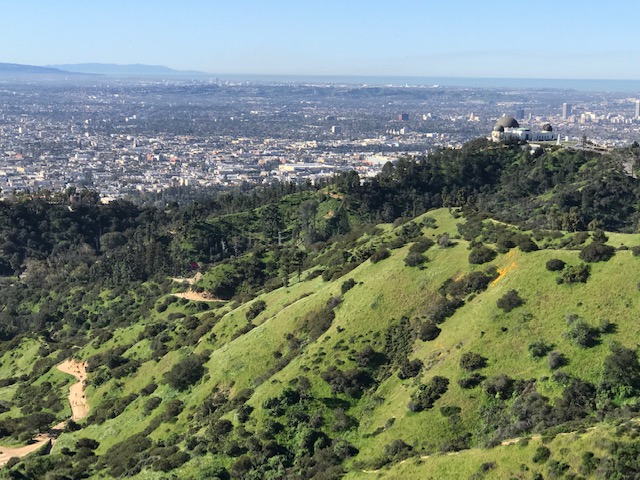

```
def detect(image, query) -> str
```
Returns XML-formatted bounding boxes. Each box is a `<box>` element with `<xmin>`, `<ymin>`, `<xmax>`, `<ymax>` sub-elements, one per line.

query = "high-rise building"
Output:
<box><xmin>398</xmin><ymin>113</ymin><xmax>409</xmax><ymax>121</ymax></box>
<box><xmin>516</xmin><ymin>108</ymin><xmax>525</xmax><ymax>120</ymax></box>
<box><xmin>635</xmin><ymin>100</ymin><xmax>640</xmax><ymax>119</ymax></box>
<box><xmin>562</xmin><ymin>103</ymin><xmax>571</xmax><ymax>120</ymax></box>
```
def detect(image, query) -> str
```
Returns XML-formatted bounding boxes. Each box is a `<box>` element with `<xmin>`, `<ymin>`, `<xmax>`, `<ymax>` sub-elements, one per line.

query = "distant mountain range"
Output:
<box><xmin>0</xmin><ymin>62</ymin><xmax>207</xmax><ymax>77</ymax></box>
<box><xmin>0</xmin><ymin>62</ymin><xmax>73</xmax><ymax>75</ymax></box>
<box><xmin>47</xmin><ymin>63</ymin><xmax>207</xmax><ymax>76</ymax></box>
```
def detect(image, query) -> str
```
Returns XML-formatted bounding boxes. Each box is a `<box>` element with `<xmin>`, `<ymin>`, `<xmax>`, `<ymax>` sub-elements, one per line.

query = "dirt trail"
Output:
<box><xmin>0</xmin><ymin>359</ymin><xmax>88</xmax><ymax>467</ymax></box>
<box><xmin>57</xmin><ymin>359</ymin><xmax>89</xmax><ymax>421</ymax></box>
<box><xmin>173</xmin><ymin>291</ymin><xmax>223</xmax><ymax>302</ymax></box>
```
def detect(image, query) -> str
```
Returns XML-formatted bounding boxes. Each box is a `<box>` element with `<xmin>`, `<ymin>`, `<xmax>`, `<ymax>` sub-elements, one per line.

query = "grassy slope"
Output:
<box><xmin>27</xmin><ymin>207</ymin><xmax>640</xmax><ymax>478</ymax></box>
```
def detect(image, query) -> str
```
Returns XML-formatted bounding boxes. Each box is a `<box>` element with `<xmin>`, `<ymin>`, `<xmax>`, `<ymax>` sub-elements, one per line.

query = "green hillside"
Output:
<box><xmin>2</xmin><ymin>143</ymin><xmax>640</xmax><ymax>478</ymax></box>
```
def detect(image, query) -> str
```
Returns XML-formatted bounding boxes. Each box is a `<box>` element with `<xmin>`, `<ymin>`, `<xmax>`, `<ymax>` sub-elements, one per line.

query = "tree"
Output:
<box><xmin>496</xmin><ymin>290</ymin><xmax>524</xmax><ymax>312</ymax></box>
<box><xmin>601</xmin><ymin>344</ymin><xmax>640</xmax><ymax>397</ymax></box>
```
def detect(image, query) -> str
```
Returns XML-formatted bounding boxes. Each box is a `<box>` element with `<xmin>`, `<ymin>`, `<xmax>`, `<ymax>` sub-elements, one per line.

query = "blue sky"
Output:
<box><xmin>2</xmin><ymin>0</ymin><xmax>640</xmax><ymax>78</ymax></box>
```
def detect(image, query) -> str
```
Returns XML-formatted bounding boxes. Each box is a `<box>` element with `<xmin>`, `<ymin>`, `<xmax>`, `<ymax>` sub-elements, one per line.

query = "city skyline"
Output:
<box><xmin>2</xmin><ymin>0</ymin><xmax>640</xmax><ymax>80</ymax></box>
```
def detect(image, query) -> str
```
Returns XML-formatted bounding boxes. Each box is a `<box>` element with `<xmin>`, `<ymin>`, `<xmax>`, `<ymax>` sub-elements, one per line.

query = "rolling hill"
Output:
<box><xmin>1</xmin><ymin>143</ymin><xmax>640</xmax><ymax>478</ymax></box>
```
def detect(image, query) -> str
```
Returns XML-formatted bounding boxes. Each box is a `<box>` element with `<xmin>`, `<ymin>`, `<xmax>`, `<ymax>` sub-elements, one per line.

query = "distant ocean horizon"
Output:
<box><xmin>213</xmin><ymin>74</ymin><xmax>640</xmax><ymax>93</ymax></box>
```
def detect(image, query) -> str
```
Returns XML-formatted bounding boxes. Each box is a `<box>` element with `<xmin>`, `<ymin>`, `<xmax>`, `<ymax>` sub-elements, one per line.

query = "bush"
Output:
<box><xmin>245</xmin><ymin>300</ymin><xmax>266</xmax><ymax>321</ymax></box>
<box><xmin>557</xmin><ymin>264</ymin><xmax>590</xmax><ymax>284</ymax></box>
<box><xmin>496</xmin><ymin>289</ymin><xmax>524</xmax><ymax>312</ymax></box>
<box><xmin>341</xmin><ymin>278</ymin><xmax>356</xmax><ymax>294</ymax></box>
<box><xmin>408</xmin><ymin>376</ymin><xmax>449</xmax><ymax>412</ymax></box>
<box><xmin>547</xmin><ymin>351</ymin><xmax>567</xmax><ymax>370</ymax></box>
<box><xmin>398</xmin><ymin>359</ymin><xmax>423</xmax><ymax>380</ymax></box>
<box><xmin>601</xmin><ymin>344</ymin><xmax>640</xmax><ymax>397</ymax></box>
<box><xmin>409</xmin><ymin>238</ymin><xmax>435</xmax><ymax>254</ymax></box>
<box><xmin>458</xmin><ymin>373</ymin><xmax>484</xmax><ymax>389</ymax></box>
<box><xmin>143</xmin><ymin>397</ymin><xmax>162</xmax><ymax>415</ymax></box>
<box><xmin>579</xmin><ymin>242</ymin><xmax>615</xmax><ymax>262</ymax></box>
<box><xmin>564</xmin><ymin>319</ymin><xmax>599</xmax><ymax>348</ymax></box>
<box><xmin>370</xmin><ymin>247</ymin><xmax>390</xmax><ymax>263</ymax></box>
<box><xmin>164</xmin><ymin>354</ymin><xmax>208</xmax><ymax>391</ymax></box>
<box><xmin>546</xmin><ymin>259</ymin><xmax>566</xmax><ymax>271</ymax></box>
<box><xmin>428</xmin><ymin>297</ymin><xmax>464</xmax><ymax>324</ymax></box>
<box><xmin>418</xmin><ymin>322</ymin><xmax>441</xmax><ymax>341</ymax></box>
<box><xmin>459</xmin><ymin>352</ymin><xmax>486</xmax><ymax>371</ymax></box>
<box><xmin>468</xmin><ymin>245</ymin><xmax>496</xmax><ymax>265</ymax></box>
<box><xmin>484</xmin><ymin>374</ymin><xmax>515</xmax><ymax>399</ymax></box>
<box><xmin>631</xmin><ymin>246</ymin><xmax>640</xmax><ymax>256</ymax></box>
<box><xmin>529</xmin><ymin>340</ymin><xmax>553</xmax><ymax>359</ymax></box>
<box><xmin>404</xmin><ymin>251</ymin><xmax>425</xmax><ymax>267</ymax></box>
<box><xmin>532</xmin><ymin>445</ymin><xmax>551</xmax><ymax>464</ymax></box>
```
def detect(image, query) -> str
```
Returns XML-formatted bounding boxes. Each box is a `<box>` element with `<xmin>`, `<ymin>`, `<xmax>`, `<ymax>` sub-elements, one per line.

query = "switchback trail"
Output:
<box><xmin>0</xmin><ymin>359</ymin><xmax>88</xmax><ymax>467</ymax></box>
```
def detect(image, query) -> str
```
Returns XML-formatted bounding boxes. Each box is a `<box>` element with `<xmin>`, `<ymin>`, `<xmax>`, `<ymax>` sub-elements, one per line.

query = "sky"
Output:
<box><xmin>2</xmin><ymin>0</ymin><xmax>640</xmax><ymax>79</ymax></box>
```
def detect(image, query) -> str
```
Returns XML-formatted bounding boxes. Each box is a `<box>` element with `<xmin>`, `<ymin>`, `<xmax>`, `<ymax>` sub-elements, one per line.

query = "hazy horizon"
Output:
<box><xmin>2</xmin><ymin>0</ymin><xmax>639</xmax><ymax>80</ymax></box>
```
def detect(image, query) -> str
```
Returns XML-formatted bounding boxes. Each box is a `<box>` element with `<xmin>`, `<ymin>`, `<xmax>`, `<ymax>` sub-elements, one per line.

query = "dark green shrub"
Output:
<box><xmin>529</xmin><ymin>340</ymin><xmax>553</xmax><ymax>359</ymax></box>
<box><xmin>631</xmin><ymin>246</ymin><xmax>640</xmax><ymax>256</ymax></box>
<box><xmin>409</xmin><ymin>238</ymin><xmax>435</xmax><ymax>254</ymax></box>
<box><xmin>497</xmin><ymin>289</ymin><xmax>524</xmax><ymax>312</ymax></box>
<box><xmin>429</xmin><ymin>297</ymin><xmax>464</xmax><ymax>324</ymax></box>
<box><xmin>458</xmin><ymin>373</ymin><xmax>484</xmax><ymax>389</ymax></box>
<box><xmin>164</xmin><ymin>354</ymin><xmax>208</xmax><ymax>391</ymax></box>
<box><xmin>600</xmin><ymin>344</ymin><xmax>640</xmax><ymax>397</ymax></box>
<box><xmin>468</xmin><ymin>245</ymin><xmax>496</xmax><ymax>265</ymax></box>
<box><xmin>579</xmin><ymin>242</ymin><xmax>615</xmax><ymax>262</ymax></box>
<box><xmin>143</xmin><ymin>397</ymin><xmax>162</xmax><ymax>415</ymax></box>
<box><xmin>418</xmin><ymin>322</ymin><xmax>441</xmax><ymax>341</ymax></box>
<box><xmin>557</xmin><ymin>264</ymin><xmax>590</xmax><ymax>284</ymax></box>
<box><xmin>459</xmin><ymin>352</ymin><xmax>487</xmax><ymax>371</ymax></box>
<box><xmin>564</xmin><ymin>319</ymin><xmax>599</xmax><ymax>348</ymax></box>
<box><xmin>370</xmin><ymin>247</ymin><xmax>390</xmax><ymax>263</ymax></box>
<box><xmin>546</xmin><ymin>259</ymin><xmax>566</xmax><ymax>271</ymax></box>
<box><xmin>398</xmin><ymin>359</ymin><xmax>423</xmax><ymax>380</ymax></box>
<box><xmin>484</xmin><ymin>374</ymin><xmax>515</xmax><ymax>399</ymax></box>
<box><xmin>341</xmin><ymin>278</ymin><xmax>356</xmax><ymax>294</ymax></box>
<box><xmin>532</xmin><ymin>445</ymin><xmax>551</xmax><ymax>464</ymax></box>
<box><xmin>547</xmin><ymin>351</ymin><xmax>567</xmax><ymax>370</ymax></box>
<box><xmin>245</xmin><ymin>300</ymin><xmax>266</xmax><ymax>321</ymax></box>
<box><xmin>404</xmin><ymin>251</ymin><xmax>425</xmax><ymax>267</ymax></box>
<box><xmin>408</xmin><ymin>376</ymin><xmax>449</xmax><ymax>412</ymax></box>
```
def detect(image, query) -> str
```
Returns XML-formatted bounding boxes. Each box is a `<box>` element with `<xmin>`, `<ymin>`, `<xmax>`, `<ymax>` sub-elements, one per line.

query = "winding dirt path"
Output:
<box><xmin>0</xmin><ymin>359</ymin><xmax>88</xmax><ymax>467</ymax></box>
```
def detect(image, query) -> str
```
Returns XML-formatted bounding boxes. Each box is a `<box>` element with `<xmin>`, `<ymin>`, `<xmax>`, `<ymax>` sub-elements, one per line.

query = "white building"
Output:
<box><xmin>491</xmin><ymin>116</ymin><xmax>557</xmax><ymax>143</ymax></box>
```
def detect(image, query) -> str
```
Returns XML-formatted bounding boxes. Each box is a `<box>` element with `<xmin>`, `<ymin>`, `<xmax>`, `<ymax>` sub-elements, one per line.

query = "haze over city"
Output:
<box><xmin>3</xmin><ymin>0</ymin><xmax>640</xmax><ymax>79</ymax></box>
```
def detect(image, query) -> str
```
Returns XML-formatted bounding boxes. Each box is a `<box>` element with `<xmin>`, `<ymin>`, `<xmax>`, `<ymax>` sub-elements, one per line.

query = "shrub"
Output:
<box><xmin>143</xmin><ymin>397</ymin><xmax>162</xmax><ymax>415</ymax></box>
<box><xmin>484</xmin><ymin>374</ymin><xmax>515</xmax><ymax>399</ymax></box>
<box><xmin>409</xmin><ymin>238</ymin><xmax>435</xmax><ymax>254</ymax></box>
<box><xmin>428</xmin><ymin>297</ymin><xmax>464</xmax><ymax>324</ymax></box>
<box><xmin>408</xmin><ymin>376</ymin><xmax>449</xmax><ymax>412</ymax></box>
<box><xmin>631</xmin><ymin>246</ymin><xmax>640</xmax><ymax>256</ymax></box>
<box><xmin>404</xmin><ymin>251</ymin><xmax>425</xmax><ymax>267</ymax></box>
<box><xmin>547</xmin><ymin>351</ymin><xmax>567</xmax><ymax>370</ymax></box>
<box><xmin>564</xmin><ymin>319</ymin><xmax>599</xmax><ymax>348</ymax></box>
<box><xmin>601</xmin><ymin>344</ymin><xmax>640</xmax><ymax>397</ymax></box>
<box><xmin>437</xmin><ymin>234</ymin><xmax>453</xmax><ymax>248</ymax></box>
<box><xmin>341</xmin><ymin>278</ymin><xmax>356</xmax><ymax>294</ymax></box>
<box><xmin>468</xmin><ymin>245</ymin><xmax>496</xmax><ymax>265</ymax></box>
<box><xmin>546</xmin><ymin>259</ymin><xmax>566</xmax><ymax>271</ymax></box>
<box><xmin>459</xmin><ymin>352</ymin><xmax>486</xmax><ymax>371</ymax></box>
<box><xmin>398</xmin><ymin>359</ymin><xmax>423</xmax><ymax>380</ymax></box>
<box><xmin>458</xmin><ymin>373</ymin><xmax>484</xmax><ymax>389</ymax></box>
<box><xmin>245</xmin><ymin>300</ymin><xmax>266</xmax><ymax>321</ymax></box>
<box><xmin>496</xmin><ymin>289</ymin><xmax>524</xmax><ymax>312</ymax></box>
<box><xmin>579</xmin><ymin>242</ymin><xmax>615</xmax><ymax>262</ymax></box>
<box><xmin>370</xmin><ymin>247</ymin><xmax>390</xmax><ymax>263</ymax></box>
<box><xmin>557</xmin><ymin>263</ymin><xmax>590</xmax><ymax>284</ymax></box>
<box><xmin>532</xmin><ymin>445</ymin><xmax>551</xmax><ymax>464</ymax></box>
<box><xmin>164</xmin><ymin>354</ymin><xmax>208</xmax><ymax>391</ymax></box>
<box><xmin>529</xmin><ymin>340</ymin><xmax>553</xmax><ymax>359</ymax></box>
<box><xmin>418</xmin><ymin>322</ymin><xmax>441</xmax><ymax>341</ymax></box>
